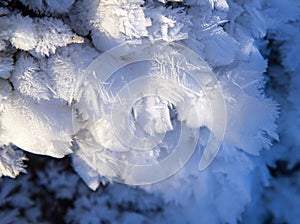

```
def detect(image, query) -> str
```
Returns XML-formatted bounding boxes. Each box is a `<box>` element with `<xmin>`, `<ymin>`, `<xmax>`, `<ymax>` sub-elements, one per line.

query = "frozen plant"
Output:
<box><xmin>0</xmin><ymin>145</ymin><xmax>26</xmax><ymax>178</ymax></box>
<box><xmin>0</xmin><ymin>0</ymin><xmax>299</xmax><ymax>223</ymax></box>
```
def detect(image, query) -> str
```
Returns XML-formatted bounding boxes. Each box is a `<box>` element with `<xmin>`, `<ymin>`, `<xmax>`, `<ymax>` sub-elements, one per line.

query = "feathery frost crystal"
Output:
<box><xmin>0</xmin><ymin>0</ymin><xmax>298</xmax><ymax>223</ymax></box>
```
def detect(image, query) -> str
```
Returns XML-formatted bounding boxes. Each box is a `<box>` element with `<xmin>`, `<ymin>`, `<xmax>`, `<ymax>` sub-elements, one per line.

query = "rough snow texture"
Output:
<box><xmin>0</xmin><ymin>0</ymin><xmax>299</xmax><ymax>223</ymax></box>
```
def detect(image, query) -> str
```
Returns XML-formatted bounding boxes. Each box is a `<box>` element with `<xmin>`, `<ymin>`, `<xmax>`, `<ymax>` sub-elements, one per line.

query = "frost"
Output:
<box><xmin>0</xmin><ymin>0</ymin><xmax>298</xmax><ymax>223</ymax></box>
<box><xmin>238</xmin><ymin>1</ymin><xmax>267</xmax><ymax>38</ymax></box>
<box><xmin>11</xmin><ymin>53</ymin><xmax>50</xmax><ymax>102</ymax></box>
<box><xmin>32</xmin><ymin>17</ymin><xmax>84</xmax><ymax>57</ymax></box>
<box><xmin>7</xmin><ymin>14</ymin><xmax>83</xmax><ymax>57</ymax></box>
<box><xmin>0</xmin><ymin>79</ymin><xmax>73</xmax><ymax>158</ymax></box>
<box><xmin>20</xmin><ymin>0</ymin><xmax>75</xmax><ymax>14</ymax></box>
<box><xmin>94</xmin><ymin>0</ymin><xmax>150</xmax><ymax>39</ymax></box>
<box><xmin>0</xmin><ymin>55</ymin><xmax>14</xmax><ymax>79</ymax></box>
<box><xmin>11</xmin><ymin>15</ymin><xmax>38</xmax><ymax>51</ymax></box>
<box><xmin>145</xmin><ymin>5</ymin><xmax>192</xmax><ymax>42</ymax></box>
<box><xmin>69</xmin><ymin>30</ymin><xmax>277</xmax><ymax>188</ymax></box>
<box><xmin>68</xmin><ymin>0</ymin><xmax>97</xmax><ymax>36</ymax></box>
<box><xmin>19</xmin><ymin>0</ymin><xmax>44</xmax><ymax>13</ymax></box>
<box><xmin>222</xmin><ymin>80</ymin><xmax>279</xmax><ymax>154</ymax></box>
<box><xmin>184</xmin><ymin>2</ymin><xmax>239</xmax><ymax>66</ymax></box>
<box><xmin>200</xmin><ymin>26</ymin><xmax>239</xmax><ymax>66</ymax></box>
<box><xmin>47</xmin><ymin>44</ymin><xmax>99</xmax><ymax>104</ymax></box>
<box><xmin>132</xmin><ymin>97</ymin><xmax>173</xmax><ymax>135</ymax></box>
<box><xmin>0</xmin><ymin>145</ymin><xmax>27</xmax><ymax>178</ymax></box>
<box><xmin>90</xmin><ymin>0</ymin><xmax>151</xmax><ymax>50</ymax></box>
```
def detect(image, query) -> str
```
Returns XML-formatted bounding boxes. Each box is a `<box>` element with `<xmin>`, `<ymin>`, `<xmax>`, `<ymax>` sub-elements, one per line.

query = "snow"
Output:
<box><xmin>0</xmin><ymin>0</ymin><xmax>299</xmax><ymax>223</ymax></box>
